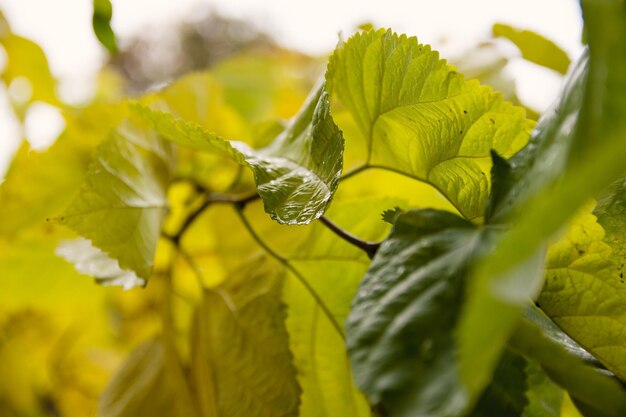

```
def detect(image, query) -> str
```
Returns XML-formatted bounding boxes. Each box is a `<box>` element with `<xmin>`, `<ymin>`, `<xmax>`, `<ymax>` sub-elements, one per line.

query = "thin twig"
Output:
<box><xmin>373</xmin><ymin>404</ymin><xmax>390</xmax><ymax>417</ymax></box>
<box><xmin>233</xmin><ymin>204</ymin><xmax>345</xmax><ymax>339</ymax></box>
<box><xmin>170</xmin><ymin>160</ymin><xmax>370</xmax><ymax>243</ymax></box>
<box><xmin>176</xmin><ymin>246</ymin><xmax>206</xmax><ymax>291</ymax></box>
<box><xmin>171</xmin><ymin>192</ymin><xmax>259</xmax><ymax>243</ymax></box>
<box><xmin>319</xmin><ymin>215</ymin><xmax>380</xmax><ymax>259</ymax></box>
<box><xmin>340</xmin><ymin>163</ymin><xmax>369</xmax><ymax>181</ymax></box>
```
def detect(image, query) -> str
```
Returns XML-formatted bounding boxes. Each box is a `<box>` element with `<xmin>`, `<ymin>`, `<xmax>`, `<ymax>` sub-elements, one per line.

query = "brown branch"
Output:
<box><xmin>169</xmin><ymin>191</ymin><xmax>259</xmax><ymax>244</ymax></box>
<box><xmin>319</xmin><ymin>216</ymin><xmax>380</xmax><ymax>259</ymax></box>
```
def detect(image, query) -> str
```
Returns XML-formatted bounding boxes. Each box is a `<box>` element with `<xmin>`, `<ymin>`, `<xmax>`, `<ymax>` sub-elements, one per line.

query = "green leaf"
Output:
<box><xmin>57</xmin><ymin>120</ymin><xmax>174</xmax><ymax>282</ymax></box>
<box><xmin>0</xmin><ymin>103</ymin><xmax>127</xmax><ymax>235</ymax></box>
<box><xmin>484</xmin><ymin>150</ymin><xmax>512</xmax><ymax>222</ymax></box>
<box><xmin>326</xmin><ymin>28</ymin><xmax>534</xmax><ymax>221</ymax></box>
<box><xmin>92</xmin><ymin>0</ymin><xmax>117</xmax><ymax>54</ymax></box>
<box><xmin>538</xmin><ymin>199</ymin><xmax>626</xmax><ymax>381</ymax></box>
<box><xmin>521</xmin><ymin>358</ymin><xmax>564</xmax><ymax>417</ymax></box>
<box><xmin>347</xmin><ymin>208</ymin><xmax>489</xmax><ymax>417</ymax></box>
<box><xmin>0</xmin><ymin>33</ymin><xmax>59</xmax><ymax>108</ymax></box>
<box><xmin>283</xmin><ymin>197</ymin><xmax>399</xmax><ymax>417</ymax></box>
<box><xmin>55</xmin><ymin>238</ymin><xmax>144</xmax><ymax>289</ymax></box>
<box><xmin>0</xmin><ymin>235</ymin><xmax>107</xmax><ymax>312</ymax></box>
<box><xmin>190</xmin><ymin>259</ymin><xmax>301</xmax><ymax>417</ymax></box>
<box><xmin>211</xmin><ymin>51</ymin><xmax>321</xmax><ymax>123</ymax></box>
<box><xmin>283</xmin><ymin>275</ymin><xmax>371</xmax><ymax>417</ymax></box>
<box><xmin>509</xmin><ymin>307</ymin><xmax>626</xmax><ymax>417</ymax></box>
<box><xmin>573</xmin><ymin>0</ymin><xmax>626</xmax><ymax>164</ymax></box>
<box><xmin>470</xmin><ymin>349</ymin><xmax>562</xmax><ymax>417</ymax></box>
<box><xmin>179</xmin><ymin>195</ymin><xmax>385</xmax><ymax>417</ymax></box>
<box><xmin>449</xmin><ymin>41</ymin><xmax>518</xmax><ymax>106</ymax></box>
<box><xmin>487</xmin><ymin>52</ymin><xmax>588</xmax><ymax>221</ymax></box>
<box><xmin>154</xmin><ymin>72</ymin><xmax>249</xmax><ymax>139</ymax></box>
<box><xmin>134</xmin><ymin>82</ymin><xmax>344</xmax><ymax>225</ymax></box>
<box><xmin>381</xmin><ymin>206</ymin><xmax>404</xmax><ymax>224</ymax></box>
<box><xmin>0</xmin><ymin>141</ymin><xmax>87</xmax><ymax>235</ymax></box>
<box><xmin>230</xmin><ymin>197</ymin><xmax>392</xmax><ymax>417</ymax></box>
<box><xmin>458</xmin><ymin>0</ymin><xmax>626</xmax><ymax>397</ymax></box>
<box><xmin>455</xmin><ymin>55</ymin><xmax>590</xmax><ymax>389</ymax></box>
<box><xmin>492</xmin><ymin>23</ymin><xmax>571</xmax><ymax>75</ymax></box>
<box><xmin>99</xmin><ymin>338</ymin><xmax>196</xmax><ymax>417</ymax></box>
<box><xmin>595</xmin><ymin>176</ymin><xmax>626</xmax><ymax>273</ymax></box>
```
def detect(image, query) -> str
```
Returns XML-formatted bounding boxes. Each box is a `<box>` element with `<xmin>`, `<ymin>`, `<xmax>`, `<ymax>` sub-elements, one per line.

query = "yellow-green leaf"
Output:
<box><xmin>595</xmin><ymin>177</ymin><xmax>626</xmax><ymax>277</ymax></box>
<box><xmin>134</xmin><ymin>82</ymin><xmax>344</xmax><ymax>225</ymax></box>
<box><xmin>99</xmin><ymin>338</ymin><xmax>196</xmax><ymax>417</ymax></box>
<box><xmin>211</xmin><ymin>51</ymin><xmax>321</xmax><ymax>123</ymax></box>
<box><xmin>492</xmin><ymin>23</ymin><xmax>571</xmax><ymax>75</ymax></box>
<box><xmin>326</xmin><ymin>28</ymin><xmax>534</xmax><ymax>221</ymax></box>
<box><xmin>56</xmin><ymin>238</ymin><xmax>144</xmax><ymax>289</ymax></box>
<box><xmin>0</xmin><ymin>33</ymin><xmax>59</xmax><ymax>108</ymax></box>
<box><xmin>0</xmin><ymin>103</ymin><xmax>127</xmax><ymax>236</ymax></box>
<box><xmin>458</xmin><ymin>0</ymin><xmax>626</xmax><ymax>396</ymax></box>
<box><xmin>283</xmin><ymin>275</ymin><xmax>371</xmax><ymax>417</ymax></box>
<box><xmin>510</xmin><ymin>307</ymin><xmax>626</xmax><ymax>417</ymax></box>
<box><xmin>57</xmin><ymin>120</ymin><xmax>174</xmax><ymax>282</ymax></box>
<box><xmin>539</xmin><ymin>203</ymin><xmax>626</xmax><ymax>381</ymax></box>
<box><xmin>190</xmin><ymin>259</ymin><xmax>301</xmax><ymax>417</ymax></box>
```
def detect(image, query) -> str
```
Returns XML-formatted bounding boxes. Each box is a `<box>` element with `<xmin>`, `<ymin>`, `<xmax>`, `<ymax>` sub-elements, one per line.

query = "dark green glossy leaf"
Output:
<box><xmin>487</xmin><ymin>51</ymin><xmax>588</xmax><ymax>220</ymax></box>
<box><xmin>459</xmin><ymin>0</ymin><xmax>626</xmax><ymax>395</ymax></box>
<box><xmin>509</xmin><ymin>307</ymin><xmax>626</xmax><ymax>417</ymax></box>
<box><xmin>595</xmin><ymin>176</ymin><xmax>626</xmax><ymax>272</ymax></box>
<box><xmin>57</xmin><ymin>120</ymin><xmax>174</xmax><ymax>283</ymax></box>
<box><xmin>456</xmin><ymin>53</ymin><xmax>589</xmax><ymax>397</ymax></box>
<box><xmin>470</xmin><ymin>349</ymin><xmax>562</xmax><ymax>417</ymax></box>
<box><xmin>381</xmin><ymin>206</ymin><xmax>404</xmax><ymax>225</ymax></box>
<box><xmin>347</xmin><ymin>208</ymin><xmax>489</xmax><ymax>417</ymax></box>
<box><xmin>484</xmin><ymin>150</ymin><xmax>512</xmax><ymax>222</ymax></box>
<box><xmin>575</xmin><ymin>0</ymin><xmax>626</xmax><ymax>163</ymax></box>
<box><xmin>134</xmin><ymin>83</ymin><xmax>344</xmax><ymax>225</ymax></box>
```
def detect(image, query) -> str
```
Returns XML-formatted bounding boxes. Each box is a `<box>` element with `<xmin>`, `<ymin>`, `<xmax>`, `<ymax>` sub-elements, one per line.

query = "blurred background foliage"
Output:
<box><xmin>0</xmin><ymin>5</ymin><xmax>579</xmax><ymax>417</ymax></box>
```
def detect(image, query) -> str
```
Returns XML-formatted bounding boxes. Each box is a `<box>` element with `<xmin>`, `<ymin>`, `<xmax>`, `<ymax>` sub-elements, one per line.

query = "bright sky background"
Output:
<box><xmin>0</xmin><ymin>0</ymin><xmax>584</xmax><ymax>175</ymax></box>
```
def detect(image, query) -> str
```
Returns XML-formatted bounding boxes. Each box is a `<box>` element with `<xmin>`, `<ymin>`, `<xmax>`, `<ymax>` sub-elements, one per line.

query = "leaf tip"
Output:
<box><xmin>381</xmin><ymin>207</ymin><xmax>405</xmax><ymax>224</ymax></box>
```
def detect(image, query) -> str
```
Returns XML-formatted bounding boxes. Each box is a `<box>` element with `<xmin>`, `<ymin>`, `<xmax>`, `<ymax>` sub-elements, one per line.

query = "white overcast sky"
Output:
<box><xmin>0</xmin><ymin>0</ymin><xmax>584</xmax><ymax>174</ymax></box>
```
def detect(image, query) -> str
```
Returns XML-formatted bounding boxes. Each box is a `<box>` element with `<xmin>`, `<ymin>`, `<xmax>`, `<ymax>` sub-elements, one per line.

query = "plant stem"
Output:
<box><xmin>319</xmin><ymin>215</ymin><xmax>380</xmax><ymax>259</ymax></box>
<box><xmin>233</xmin><ymin>204</ymin><xmax>345</xmax><ymax>339</ymax></box>
<box><xmin>340</xmin><ymin>163</ymin><xmax>369</xmax><ymax>181</ymax></box>
<box><xmin>374</xmin><ymin>404</ymin><xmax>390</xmax><ymax>417</ymax></box>
<box><xmin>171</xmin><ymin>191</ymin><xmax>259</xmax><ymax>243</ymax></box>
<box><xmin>176</xmin><ymin>245</ymin><xmax>207</xmax><ymax>291</ymax></box>
<box><xmin>170</xmin><ymin>160</ymin><xmax>373</xmax><ymax>245</ymax></box>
